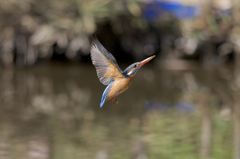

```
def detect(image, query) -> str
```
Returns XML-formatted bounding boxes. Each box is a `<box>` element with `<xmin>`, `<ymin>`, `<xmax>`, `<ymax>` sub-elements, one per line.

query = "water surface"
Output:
<box><xmin>0</xmin><ymin>63</ymin><xmax>236</xmax><ymax>159</ymax></box>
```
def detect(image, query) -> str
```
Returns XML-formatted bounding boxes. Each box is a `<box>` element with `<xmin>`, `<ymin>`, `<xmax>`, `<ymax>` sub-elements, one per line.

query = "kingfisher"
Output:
<box><xmin>90</xmin><ymin>36</ymin><xmax>155</xmax><ymax>107</ymax></box>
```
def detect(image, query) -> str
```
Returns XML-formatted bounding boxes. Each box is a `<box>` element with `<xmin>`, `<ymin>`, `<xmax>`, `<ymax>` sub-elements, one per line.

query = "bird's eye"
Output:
<box><xmin>134</xmin><ymin>64</ymin><xmax>137</xmax><ymax>68</ymax></box>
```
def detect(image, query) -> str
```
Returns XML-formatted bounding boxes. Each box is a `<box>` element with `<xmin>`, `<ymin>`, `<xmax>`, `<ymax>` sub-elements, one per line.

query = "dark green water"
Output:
<box><xmin>0</xmin><ymin>63</ymin><xmax>237</xmax><ymax>159</ymax></box>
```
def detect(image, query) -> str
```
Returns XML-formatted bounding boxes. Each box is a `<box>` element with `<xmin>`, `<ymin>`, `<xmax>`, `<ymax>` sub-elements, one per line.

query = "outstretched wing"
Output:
<box><xmin>90</xmin><ymin>37</ymin><xmax>124</xmax><ymax>85</ymax></box>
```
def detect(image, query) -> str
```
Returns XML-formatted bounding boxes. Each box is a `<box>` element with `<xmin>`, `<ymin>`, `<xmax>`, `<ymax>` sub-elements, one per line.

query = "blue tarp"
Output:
<box><xmin>143</xmin><ymin>1</ymin><xmax>200</xmax><ymax>20</ymax></box>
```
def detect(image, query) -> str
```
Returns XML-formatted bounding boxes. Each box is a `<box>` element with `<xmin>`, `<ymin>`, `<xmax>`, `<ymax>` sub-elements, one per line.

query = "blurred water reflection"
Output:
<box><xmin>0</xmin><ymin>63</ymin><xmax>237</xmax><ymax>159</ymax></box>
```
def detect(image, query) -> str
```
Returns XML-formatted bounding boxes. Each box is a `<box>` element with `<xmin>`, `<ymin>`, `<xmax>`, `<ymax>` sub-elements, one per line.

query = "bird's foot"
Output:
<box><xmin>112</xmin><ymin>97</ymin><xmax>118</xmax><ymax>104</ymax></box>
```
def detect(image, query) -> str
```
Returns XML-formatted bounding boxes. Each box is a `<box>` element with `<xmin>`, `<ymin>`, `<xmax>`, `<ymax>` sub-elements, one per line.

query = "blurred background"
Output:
<box><xmin>0</xmin><ymin>0</ymin><xmax>239</xmax><ymax>158</ymax></box>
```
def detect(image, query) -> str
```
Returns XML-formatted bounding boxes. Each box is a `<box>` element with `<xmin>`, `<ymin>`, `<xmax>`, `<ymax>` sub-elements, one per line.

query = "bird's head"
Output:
<box><xmin>124</xmin><ymin>55</ymin><xmax>155</xmax><ymax>77</ymax></box>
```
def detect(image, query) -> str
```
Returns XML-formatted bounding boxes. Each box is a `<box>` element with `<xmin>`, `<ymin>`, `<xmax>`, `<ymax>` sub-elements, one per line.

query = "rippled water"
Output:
<box><xmin>0</xmin><ymin>63</ymin><xmax>238</xmax><ymax>159</ymax></box>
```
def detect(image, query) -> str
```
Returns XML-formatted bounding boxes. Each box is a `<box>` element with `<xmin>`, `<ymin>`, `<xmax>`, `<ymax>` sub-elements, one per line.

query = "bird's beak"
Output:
<box><xmin>138</xmin><ymin>55</ymin><xmax>156</xmax><ymax>67</ymax></box>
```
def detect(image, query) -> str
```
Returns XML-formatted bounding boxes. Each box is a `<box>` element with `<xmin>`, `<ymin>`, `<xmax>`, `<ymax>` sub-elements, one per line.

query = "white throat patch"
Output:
<box><xmin>127</xmin><ymin>71</ymin><xmax>132</xmax><ymax>75</ymax></box>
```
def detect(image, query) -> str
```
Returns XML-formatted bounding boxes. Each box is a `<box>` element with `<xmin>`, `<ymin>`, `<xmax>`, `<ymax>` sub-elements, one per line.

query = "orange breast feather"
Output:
<box><xmin>106</xmin><ymin>78</ymin><xmax>131</xmax><ymax>101</ymax></box>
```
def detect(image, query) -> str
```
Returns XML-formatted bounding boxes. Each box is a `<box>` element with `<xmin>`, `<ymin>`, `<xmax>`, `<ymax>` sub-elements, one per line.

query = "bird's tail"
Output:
<box><xmin>100</xmin><ymin>82</ymin><xmax>113</xmax><ymax>107</ymax></box>
<box><xmin>100</xmin><ymin>98</ymin><xmax>106</xmax><ymax>108</ymax></box>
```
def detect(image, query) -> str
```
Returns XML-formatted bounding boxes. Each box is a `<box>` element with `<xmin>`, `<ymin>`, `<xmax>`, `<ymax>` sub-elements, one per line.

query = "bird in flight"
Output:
<box><xmin>90</xmin><ymin>36</ymin><xmax>155</xmax><ymax>107</ymax></box>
